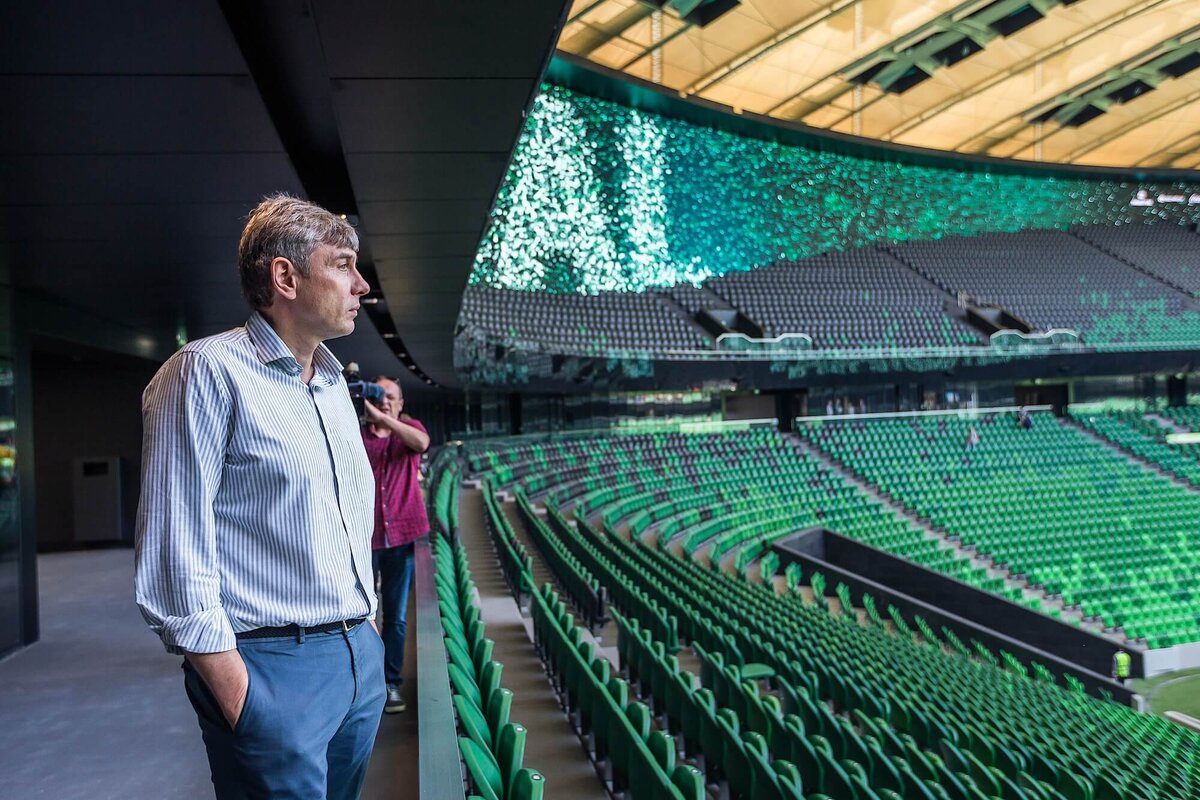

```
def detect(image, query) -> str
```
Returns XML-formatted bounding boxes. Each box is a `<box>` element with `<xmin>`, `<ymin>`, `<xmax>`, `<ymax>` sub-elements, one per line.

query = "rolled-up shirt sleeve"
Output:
<box><xmin>134</xmin><ymin>351</ymin><xmax>235</xmax><ymax>655</ymax></box>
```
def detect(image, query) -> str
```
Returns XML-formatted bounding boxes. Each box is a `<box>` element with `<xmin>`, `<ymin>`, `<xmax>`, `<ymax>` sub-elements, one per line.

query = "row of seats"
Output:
<box><xmin>433</xmin><ymin>530</ymin><xmax>545</xmax><ymax>800</ymax></box>
<box><xmin>513</xmin><ymin>490</ymin><xmax>607</xmax><ymax>631</ymax></box>
<box><xmin>476</xmin><ymin>463</ymin><xmax>1200</xmax><ymax>800</ymax></box>
<box><xmin>430</xmin><ymin>446</ymin><xmax>462</xmax><ymax>537</ymax></box>
<box><xmin>796</xmin><ymin>413</ymin><xmax>1200</xmax><ymax>647</ymax></box>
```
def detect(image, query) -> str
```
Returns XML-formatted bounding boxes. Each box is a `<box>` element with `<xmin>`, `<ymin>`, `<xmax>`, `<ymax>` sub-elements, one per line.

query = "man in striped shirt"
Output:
<box><xmin>135</xmin><ymin>194</ymin><xmax>385</xmax><ymax>799</ymax></box>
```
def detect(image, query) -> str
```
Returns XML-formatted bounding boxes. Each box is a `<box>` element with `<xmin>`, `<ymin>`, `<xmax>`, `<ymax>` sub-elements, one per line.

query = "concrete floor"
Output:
<box><xmin>0</xmin><ymin>548</ymin><xmax>416</xmax><ymax>800</ymax></box>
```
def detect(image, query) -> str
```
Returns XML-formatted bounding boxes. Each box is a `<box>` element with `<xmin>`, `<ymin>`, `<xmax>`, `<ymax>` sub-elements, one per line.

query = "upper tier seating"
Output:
<box><xmin>459</xmin><ymin>285</ymin><xmax>708</xmax><ymax>353</ymax></box>
<box><xmin>1074</xmin><ymin>224</ymin><xmax>1200</xmax><ymax>297</ymax></box>
<box><xmin>459</xmin><ymin>227</ymin><xmax>1200</xmax><ymax>359</ymax></box>
<box><xmin>798</xmin><ymin>413</ymin><xmax>1200</xmax><ymax>647</ymax></box>
<box><xmin>706</xmin><ymin>248</ymin><xmax>981</xmax><ymax>348</ymax></box>
<box><xmin>888</xmin><ymin>230</ymin><xmax>1199</xmax><ymax>343</ymax></box>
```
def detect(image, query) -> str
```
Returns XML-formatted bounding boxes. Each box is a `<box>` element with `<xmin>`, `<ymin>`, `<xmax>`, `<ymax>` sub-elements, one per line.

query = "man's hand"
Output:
<box><xmin>186</xmin><ymin>649</ymin><xmax>250</xmax><ymax>730</ymax></box>
<box><xmin>362</xmin><ymin>399</ymin><xmax>387</xmax><ymax>425</ymax></box>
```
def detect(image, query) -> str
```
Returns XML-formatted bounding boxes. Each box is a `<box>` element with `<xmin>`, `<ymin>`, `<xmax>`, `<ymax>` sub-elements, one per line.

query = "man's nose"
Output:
<box><xmin>350</xmin><ymin>266</ymin><xmax>370</xmax><ymax>296</ymax></box>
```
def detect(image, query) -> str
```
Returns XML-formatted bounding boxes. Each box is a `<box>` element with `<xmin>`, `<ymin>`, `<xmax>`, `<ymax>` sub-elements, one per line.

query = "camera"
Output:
<box><xmin>343</xmin><ymin>362</ymin><xmax>386</xmax><ymax>419</ymax></box>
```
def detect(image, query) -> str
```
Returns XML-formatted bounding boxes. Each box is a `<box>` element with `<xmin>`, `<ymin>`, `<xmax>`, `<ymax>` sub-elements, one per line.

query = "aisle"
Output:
<box><xmin>457</xmin><ymin>488</ymin><xmax>609</xmax><ymax>799</ymax></box>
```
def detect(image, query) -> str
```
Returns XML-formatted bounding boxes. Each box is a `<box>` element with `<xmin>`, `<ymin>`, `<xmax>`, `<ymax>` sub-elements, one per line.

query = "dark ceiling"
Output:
<box><xmin>0</xmin><ymin>0</ymin><xmax>569</xmax><ymax>390</ymax></box>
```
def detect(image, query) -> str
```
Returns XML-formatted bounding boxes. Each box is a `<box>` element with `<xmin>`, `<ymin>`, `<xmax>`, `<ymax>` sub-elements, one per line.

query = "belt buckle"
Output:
<box><xmin>341</xmin><ymin>619</ymin><xmax>350</xmax><ymax>633</ymax></box>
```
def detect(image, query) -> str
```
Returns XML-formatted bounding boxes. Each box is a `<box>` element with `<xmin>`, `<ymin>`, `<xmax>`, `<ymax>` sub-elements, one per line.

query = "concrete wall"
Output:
<box><xmin>1143</xmin><ymin>641</ymin><xmax>1200</xmax><ymax>677</ymax></box>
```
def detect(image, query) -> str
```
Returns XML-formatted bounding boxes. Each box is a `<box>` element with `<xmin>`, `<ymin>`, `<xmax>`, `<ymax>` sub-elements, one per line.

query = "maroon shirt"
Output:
<box><xmin>361</xmin><ymin>418</ymin><xmax>428</xmax><ymax>549</ymax></box>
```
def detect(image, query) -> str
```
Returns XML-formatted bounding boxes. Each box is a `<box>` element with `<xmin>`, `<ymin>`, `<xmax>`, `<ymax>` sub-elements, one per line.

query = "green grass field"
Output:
<box><xmin>1131</xmin><ymin>667</ymin><xmax>1200</xmax><ymax>719</ymax></box>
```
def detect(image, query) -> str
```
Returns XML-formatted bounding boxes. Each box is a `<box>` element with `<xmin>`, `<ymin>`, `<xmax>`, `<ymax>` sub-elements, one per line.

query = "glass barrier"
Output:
<box><xmin>990</xmin><ymin>329</ymin><xmax>1082</xmax><ymax>349</ymax></box>
<box><xmin>715</xmin><ymin>332</ymin><xmax>813</xmax><ymax>352</ymax></box>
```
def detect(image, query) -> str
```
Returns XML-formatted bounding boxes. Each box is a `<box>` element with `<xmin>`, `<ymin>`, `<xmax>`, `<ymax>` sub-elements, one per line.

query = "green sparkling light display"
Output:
<box><xmin>472</xmin><ymin>85</ymin><xmax>1200</xmax><ymax>294</ymax></box>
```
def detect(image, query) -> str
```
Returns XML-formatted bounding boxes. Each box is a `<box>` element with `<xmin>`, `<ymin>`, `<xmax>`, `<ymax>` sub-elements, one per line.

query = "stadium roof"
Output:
<box><xmin>558</xmin><ymin>0</ymin><xmax>1200</xmax><ymax>169</ymax></box>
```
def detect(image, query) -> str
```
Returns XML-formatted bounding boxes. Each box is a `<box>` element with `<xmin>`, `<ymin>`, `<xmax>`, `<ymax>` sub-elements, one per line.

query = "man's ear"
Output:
<box><xmin>271</xmin><ymin>256</ymin><xmax>300</xmax><ymax>301</ymax></box>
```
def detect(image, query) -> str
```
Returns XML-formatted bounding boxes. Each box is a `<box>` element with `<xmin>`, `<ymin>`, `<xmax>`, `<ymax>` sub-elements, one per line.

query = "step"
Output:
<box><xmin>457</xmin><ymin>489</ymin><xmax>610</xmax><ymax>800</ymax></box>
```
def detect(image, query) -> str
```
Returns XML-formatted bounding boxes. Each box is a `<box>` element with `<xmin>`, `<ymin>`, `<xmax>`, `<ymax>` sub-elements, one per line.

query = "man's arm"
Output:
<box><xmin>186</xmin><ymin>650</ymin><xmax>249</xmax><ymax>728</ymax></box>
<box><xmin>135</xmin><ymin>351</ymin><xmax>248</xmax><ymax>727</ymax></box>
<box><xmin>364</xmin><ymin>404</ymin><xmax>430</xmax><ymax>452</ymax></box>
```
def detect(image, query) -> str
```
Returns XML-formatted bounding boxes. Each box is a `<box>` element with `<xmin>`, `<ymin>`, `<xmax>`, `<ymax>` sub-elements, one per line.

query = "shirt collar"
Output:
<box><xmin>245</xmin><ymin>311</ymin><xmax>344</xmax><ymax>386</ymax></box>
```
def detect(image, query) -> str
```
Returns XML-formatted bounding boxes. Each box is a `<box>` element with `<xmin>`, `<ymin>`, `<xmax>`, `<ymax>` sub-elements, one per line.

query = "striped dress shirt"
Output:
<box><xmin>135</xmin><ymin>312</ymin><xmax>376</xmax><ymax>655</ymax></box>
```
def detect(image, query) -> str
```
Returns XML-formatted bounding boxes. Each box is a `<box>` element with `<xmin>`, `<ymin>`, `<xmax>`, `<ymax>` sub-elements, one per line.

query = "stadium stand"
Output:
<box><xmin>706</xmin><ymin>248</ymin><xmax>982</xmax><ymax>348</ymax></box>
<box><xmin>459</xmin><ymin>285</ymin><xmax>709</xmax><ymax>353</ymax></box>
<box><xmin>460</xmin><ymin>226</ymin><xmax>1200</xmax><ymax>364</ymax></box>
<box><xmin>473</xmin><ymin>430</ymin><xmax>1006</xmax><ymax>594</ymax></box>
<box><xmin>887</xmin><ymin>230</ymin><xmax>1200</xmax><ymax>344</ymax></box>
<box><xmin>434</xmin><ymin>530</ymin><xmax>547</xmax><ymax>800</ymax></box>
<box><xmin>1073</xmin><ymin>225</ymin><xmax>1200</xmax><ymax>297</ymax></box>
<box><xmin>1069</xmin><ymin>411</ymin><xmax>1200</xmax><ymax>486</ymax></box>
<box><xmin>797</xmin><ymin>413</ymin><xmax>1200</xmax><ymax>648</ymax></box>
<box><xmin>468</xmin><ymin>443</ymin><xmax>1200</xmax><ymax>800</ymax></box>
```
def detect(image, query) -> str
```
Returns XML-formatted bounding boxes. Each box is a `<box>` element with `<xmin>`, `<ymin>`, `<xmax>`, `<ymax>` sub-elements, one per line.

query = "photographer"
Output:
<box><xmin>361</xmin><ymin>376</ymin><xmax>430</xmax><ymax>714</ymax></box>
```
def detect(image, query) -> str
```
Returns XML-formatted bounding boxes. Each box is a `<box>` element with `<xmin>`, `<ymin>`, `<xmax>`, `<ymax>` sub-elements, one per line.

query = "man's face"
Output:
<box><xmin>374</xmin><ymin>378</ymin><xmax>402</xmax><ymax>420</ymax></box>
<box><xmin>293</xmin><ymin>242</ymin><xmax>369</xmax><ymax>341</ymax></box>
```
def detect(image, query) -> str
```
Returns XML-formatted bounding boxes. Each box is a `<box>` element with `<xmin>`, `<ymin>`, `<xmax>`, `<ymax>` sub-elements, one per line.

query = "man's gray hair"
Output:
<box><xmin>238</xmin><ymin>193</ymin><xmax>360</xmax><ymax>309</ymax></box>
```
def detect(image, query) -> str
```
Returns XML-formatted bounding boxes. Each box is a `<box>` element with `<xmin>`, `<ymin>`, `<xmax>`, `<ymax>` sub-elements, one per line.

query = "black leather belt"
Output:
<box><xmin>235</xmin><ymin>618</ymin><xmax>367</xmax><ymax>640</ymax></box>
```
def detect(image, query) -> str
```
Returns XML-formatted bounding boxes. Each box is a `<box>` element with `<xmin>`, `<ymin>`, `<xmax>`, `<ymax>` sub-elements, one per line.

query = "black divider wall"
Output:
<box><xmin>773</xmin><ymin>530</ymin><xmax>1136</xmax><ymax>703</ymax></box>
<box><xmin>413</xmin><ymin>538</ymin><xmax>467</xmax><ymax>799</ymax></box>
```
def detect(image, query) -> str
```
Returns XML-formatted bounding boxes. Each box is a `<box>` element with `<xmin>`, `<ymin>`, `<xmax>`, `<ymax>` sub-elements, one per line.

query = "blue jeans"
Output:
<box><xmin>373</xmin><ymin>543</ymin><xmax>415</xmax><ymax>686</ymax></box>
<box><xmin>183</xmin><ymin>621</ymin><xmax>385</xmax><ymax>799</ymax></box>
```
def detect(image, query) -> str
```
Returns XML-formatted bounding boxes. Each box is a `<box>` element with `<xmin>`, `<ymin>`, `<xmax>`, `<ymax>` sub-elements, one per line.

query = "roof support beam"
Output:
<box><xmin>765</xmin><ymin>0</ymin><xmax>992</xmax><ymax>121</ymax></box>
<box><xmin>956</xmin><ymin>22</ymin><xmax>1200</xmax><ymax>153</ymax></box>
<box><xmin>682</xmin><ymin>0</ymin><xmax>860</xmax><ymax>96</ymax></box>
<box><xmin>1063</xmin><ymin>84</ymin><xmax>1200</xmax><ymax>162</ymax></box>
<box><xmin>880</xmin><ymin>0</ymin><xmax>1171</xmax><ymax>142</ymax></box>
<box><xmin>618</xmin><ymin>22</ymin><xmax>693</xmax><ymax>70</ymax></box>
<box><xmin>560</xmin><ymin>3</ymin><xmax>654</xmax><ymax>58</ymax></box>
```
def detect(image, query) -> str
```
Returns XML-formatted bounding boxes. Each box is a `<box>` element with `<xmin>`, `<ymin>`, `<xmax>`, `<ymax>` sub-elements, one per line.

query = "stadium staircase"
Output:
<box><xmin>1147</xmin><ymin>413</ymin><xmax>1190</xmax><ymax>435</ymax></box>
<box><xmin>881</xmin><ymin>244</ymin><xmax>1033</xmax><ymax>339</ymax></box>
<box><xmin>453</xmin><ymin>488</ymin><xmax>610</xmax><ymax>800</ymax></box>
<box><xmin>653</xmin><ymin>288</ymin><xmax>723</xmax><ymax>347</ymax></box>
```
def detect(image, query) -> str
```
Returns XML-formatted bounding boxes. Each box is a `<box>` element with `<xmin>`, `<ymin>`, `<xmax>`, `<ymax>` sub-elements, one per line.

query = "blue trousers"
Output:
<box><xmin>183</xmin><ymin>621</ymin><xmax>385</xmax><ymax>800</ymax></box>
<box><xmin>372</xmin><ymin>543</ymin><xmax>415</xmax><ymax>686</ymax></box>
